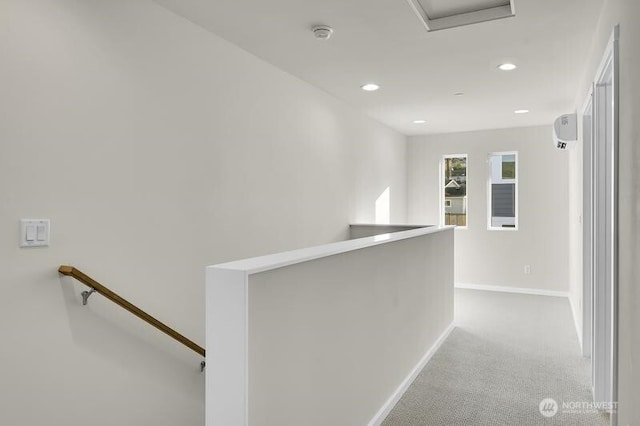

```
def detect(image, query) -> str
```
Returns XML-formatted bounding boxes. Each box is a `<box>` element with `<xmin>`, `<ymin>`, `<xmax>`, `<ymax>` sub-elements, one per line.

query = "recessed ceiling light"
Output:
<box><xmin>413</xmin><ymin>120</ymin><xmax>426</xmax><ymax>124</ymax></box>
<box><xmin>361</xmin><ymin>83</ymin><xmax>380</xmax><ymax>91</ymax></box>
<box><xmin>514</xmin><ymin>109</ymin><xmax>529</xmax><ymax>114</ymax></box>
<box><xmin>498</xmin><ymin>63</ymin><xmax>517</xmax><ymax>71</ymax></box>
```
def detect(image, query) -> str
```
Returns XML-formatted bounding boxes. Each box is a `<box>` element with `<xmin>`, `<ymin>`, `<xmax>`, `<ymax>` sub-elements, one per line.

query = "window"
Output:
<box><xmin>488</xmin><ymin>152</ymin><xmax>518</xmax><ymax>230</ymax></box>
<box><xmin>442</xmin><ymin>154</ymin><xmax>467</xmax><ymax>228</ymax></box>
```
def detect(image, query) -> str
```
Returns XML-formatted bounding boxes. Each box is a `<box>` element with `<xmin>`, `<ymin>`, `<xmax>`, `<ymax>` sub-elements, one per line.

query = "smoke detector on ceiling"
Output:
<box><xmin>312</xmin><ymin>25</ymin><xmax>334</xmax><ymax>40</ymax></box>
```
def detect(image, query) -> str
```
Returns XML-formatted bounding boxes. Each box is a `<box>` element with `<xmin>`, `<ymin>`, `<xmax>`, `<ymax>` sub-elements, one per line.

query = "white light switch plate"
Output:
<box><xmin>20</xmin><ymin>219</ymin><xmax>50</xmax><ymax>247</ymax></box>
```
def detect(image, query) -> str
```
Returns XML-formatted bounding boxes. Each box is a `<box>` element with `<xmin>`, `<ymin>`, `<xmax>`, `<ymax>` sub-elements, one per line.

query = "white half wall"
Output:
<box><xmin>207</xmin><ymin>227</ymin><xmax>454</xmax><ymax>426</ymax></box>
<box><xmin>0</xmin><ymin>1</ymin><xmax>406</xmax><ymax>425</ymax></box>
<box><xmin>407</xmin><ymin>126</ymin><xmax>570</xmax><ymax>292</ymax></box>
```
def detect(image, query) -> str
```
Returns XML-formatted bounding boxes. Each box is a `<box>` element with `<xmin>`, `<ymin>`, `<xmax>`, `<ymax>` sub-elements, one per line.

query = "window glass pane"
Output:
<box><xmin>443</xmin><ymin>155</ymin><xmax>467</xmax><ymax>227</ymax></box>
<box><xmin>489</xmin><ymin>152</ymin><xmax>517</xmax><ymax>229</ymax></box>
<box><xmin>501</xmin><ymin>154</ymin><xmax>516</xmax><ymax>179</ymax></box>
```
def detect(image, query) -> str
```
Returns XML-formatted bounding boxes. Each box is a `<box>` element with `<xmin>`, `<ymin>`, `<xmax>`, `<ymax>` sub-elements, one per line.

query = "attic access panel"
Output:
<box><xmin>407</xmin><ymin>0</ymin><xmax>515</xmax><ymax>32</ymax></box>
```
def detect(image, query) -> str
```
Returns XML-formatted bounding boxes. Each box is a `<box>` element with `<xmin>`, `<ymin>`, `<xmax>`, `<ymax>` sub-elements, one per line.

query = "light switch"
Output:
<box><xmin>36</xmin><ymin>224</ymin><xmax>46</xmax><ymax>241</ymax></box>
<box><xmin>26</xmin><ymin>225</ymin><xmax>36</xmax><ymax>241</ymax></box>
<box><xmin>20</xmin><ymin>219</ymin><xmax>50</xmax><ymax>247</ymax></box>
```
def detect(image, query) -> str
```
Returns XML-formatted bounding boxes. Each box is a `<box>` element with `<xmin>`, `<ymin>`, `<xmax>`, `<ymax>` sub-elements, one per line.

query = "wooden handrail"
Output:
<box><xmin>58</xmin><ymin>265</ymin><xmax>205</xmax><ymax>358</ymax></box>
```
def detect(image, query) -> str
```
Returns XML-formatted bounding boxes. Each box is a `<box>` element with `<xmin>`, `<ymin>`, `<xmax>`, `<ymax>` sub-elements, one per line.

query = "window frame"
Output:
<box><xmin>440</xmin><ymin>153</ymin><xmax>468</xmax><ymax>229</ymax></box>
<box><xmin>487</xmin><ymin>151</ymin><xmax>519</xmax><ymax>231</ymax></box>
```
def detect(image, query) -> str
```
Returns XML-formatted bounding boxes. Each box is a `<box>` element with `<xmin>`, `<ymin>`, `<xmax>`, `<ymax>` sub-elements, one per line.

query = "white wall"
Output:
<box><xmin>408</xmin><ymin>126</ymin><xmax>570</xmax><ymax>292</ymax></box>
<box><xmin>568</xmin><ymin>0</ymin><xmax>640</xmax><ymax>423</ymax></box>
<box><xmin>0</xmin><ymin>1</ymin><xmax>407</xmax><ymax>424</ymax></box>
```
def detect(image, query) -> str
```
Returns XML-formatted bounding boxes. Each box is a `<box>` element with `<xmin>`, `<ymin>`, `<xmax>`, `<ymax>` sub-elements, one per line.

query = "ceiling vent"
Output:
<box><xmin>406</xmin><ymin>0</ymin><xmax>515</xmax><ymax>32</ymax></box>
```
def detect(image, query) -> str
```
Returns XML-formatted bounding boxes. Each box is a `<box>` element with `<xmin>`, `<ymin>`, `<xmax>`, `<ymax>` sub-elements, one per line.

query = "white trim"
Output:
<box><xmin>455</xmin><ymin>283</ymin><xmax>569</xmax><ymax>298</ymax></box>
<box><xmin>367</xmin><ymin>322</ymin><xmax>455</xmax><ymax>426</ymax></box>
<box><xmin>590</xmin><ymin>25</ymin><xmax>619</xmax><ymax>416</ymax></box>
<box><xmin>569</xmin><ymin>295</ymin><xmax>583</xmax><ymax>348</ymax></box>
<box><xmin>581</xmin><ymin>87</ymin><xmax>594</xmax><ymax>359</ymax></box>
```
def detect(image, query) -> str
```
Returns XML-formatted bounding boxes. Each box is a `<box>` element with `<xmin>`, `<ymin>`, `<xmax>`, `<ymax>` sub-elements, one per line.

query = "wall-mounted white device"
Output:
<box><xmin>553</xmin><ymin>113</ymin><xmax>578</xmax><ymax>150</ymax></box>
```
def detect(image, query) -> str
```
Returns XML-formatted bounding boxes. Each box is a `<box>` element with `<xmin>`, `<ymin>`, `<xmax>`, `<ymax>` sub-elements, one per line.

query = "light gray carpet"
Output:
<box><xmin>382</xmin><ymin>289</ymin><xmax>610</xmax><ymax>426</ymax></box>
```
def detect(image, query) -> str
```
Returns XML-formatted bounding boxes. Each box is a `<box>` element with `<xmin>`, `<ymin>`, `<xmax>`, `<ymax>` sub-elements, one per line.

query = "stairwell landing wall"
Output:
<box><xmin>0</xmin><ymin>1</ymin><xmax>407</xmax><ymax>425</ymax></box>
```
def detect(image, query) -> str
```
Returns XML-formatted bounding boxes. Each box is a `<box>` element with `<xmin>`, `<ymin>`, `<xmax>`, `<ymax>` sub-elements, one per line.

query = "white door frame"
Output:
<box><xmin>581</xmin><ymin>91</ymin><xmax>593</xmax><ymax>359</ymax></box>
<box><xmin>587</xmin><ymin>25</ymin><xmax>619</xmax><ymax>420</ymax></box>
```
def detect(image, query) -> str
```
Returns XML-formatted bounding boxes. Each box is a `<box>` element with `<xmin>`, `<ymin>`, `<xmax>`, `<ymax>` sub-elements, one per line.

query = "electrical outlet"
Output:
<box><xmin>524</xmin><ymin>264</ymin><xmax>531</xmax><ymax>275</ymax></box>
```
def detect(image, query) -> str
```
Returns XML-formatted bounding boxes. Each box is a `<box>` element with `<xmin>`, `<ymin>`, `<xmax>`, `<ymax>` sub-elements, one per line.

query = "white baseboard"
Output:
<box><xmin>455</xmin><ymin>283</ymin><xmax>569</xmax><ymax>298</ymax></box>
<box><xmin>568</xmin><ymin>295</ymin><xmax>583</xmax><ymax>348</ymax></box>
<box><xmin>368</xmin><ymin>322</ymin><xmax>455</xmax><ymax>426</ymax></box>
